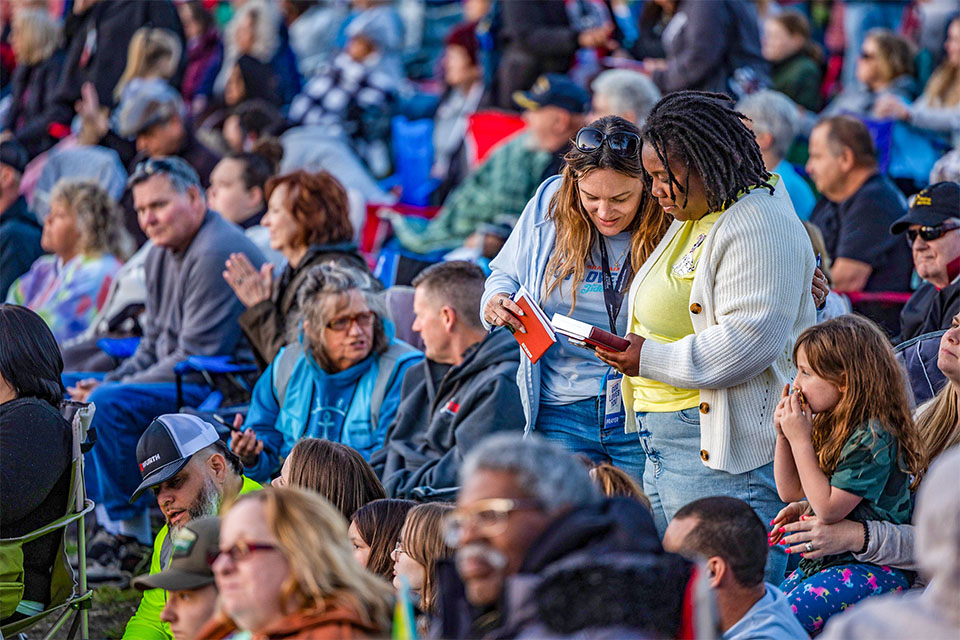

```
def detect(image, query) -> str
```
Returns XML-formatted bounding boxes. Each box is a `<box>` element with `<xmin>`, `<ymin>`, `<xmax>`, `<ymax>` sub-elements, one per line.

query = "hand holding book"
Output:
<box><xmin>594</xmin><ymin>333</ymin><xmax>645</xmax><ymax>377</ymax></box>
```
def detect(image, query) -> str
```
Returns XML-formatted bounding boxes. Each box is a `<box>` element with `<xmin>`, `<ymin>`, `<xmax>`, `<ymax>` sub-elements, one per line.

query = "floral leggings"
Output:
<box><xmin>781</xmin><ymin>563</ymin><xmax>908</xmax><ymax>635</ymax></box>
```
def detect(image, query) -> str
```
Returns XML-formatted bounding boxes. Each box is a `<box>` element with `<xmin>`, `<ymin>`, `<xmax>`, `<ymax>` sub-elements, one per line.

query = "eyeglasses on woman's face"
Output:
<box><xmin>208</xmin><ymin>539</ymin><xmax>278</xmax><ymax>567</ymax></box>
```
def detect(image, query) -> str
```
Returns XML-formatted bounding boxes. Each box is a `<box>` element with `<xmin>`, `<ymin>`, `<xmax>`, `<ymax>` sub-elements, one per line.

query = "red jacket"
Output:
<box><xmin>197</xmin><ymin>602</ymin><xmax>383</xmax><ymax>640</ymax></box>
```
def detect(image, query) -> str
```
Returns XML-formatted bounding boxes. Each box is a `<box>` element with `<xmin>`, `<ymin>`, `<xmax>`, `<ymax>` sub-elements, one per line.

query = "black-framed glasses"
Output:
<box><xmin>575</xmin><ymin>127</ymin><xmax>641</xmax><ymax>157</ymax></box>
<box><xmin>208</xmin><ymin>540</ymin><xmax>278</xmax><ymax>566</ymax></box>
<box><xmin>128</xmin><ymin>157</ymin><xmax>200</xmax><ymax>189</ymax></box>
<box><xmin>906</xmin><ymin>223</ymin><xmax>960</xmax><ymax>245</ymax></box>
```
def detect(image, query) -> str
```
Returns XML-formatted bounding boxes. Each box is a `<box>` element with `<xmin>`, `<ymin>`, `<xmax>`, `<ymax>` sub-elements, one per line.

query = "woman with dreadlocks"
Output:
<box><xmin>481</xmin><ymin>115</ymin><xmax>670</xmax><ymax>485</ymax></box>
<box><xmin>597</xmin><ymin>91</ymin><xmax>816</xmax><ymax>583</ymax></box>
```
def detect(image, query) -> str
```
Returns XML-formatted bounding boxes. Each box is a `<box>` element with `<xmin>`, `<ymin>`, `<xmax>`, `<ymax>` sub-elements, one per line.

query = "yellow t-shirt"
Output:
<box><xmin>628</xmin><ymin>210</ymin><xmax>721</xmax><ymax>412</ymax></box>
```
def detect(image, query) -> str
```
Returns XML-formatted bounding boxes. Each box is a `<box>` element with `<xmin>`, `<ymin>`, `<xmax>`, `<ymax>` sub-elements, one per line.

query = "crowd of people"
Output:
<box><xmin>1</xmin><ymin>0</ymin><xmax>960</xmax><ymax>639</ymax></box>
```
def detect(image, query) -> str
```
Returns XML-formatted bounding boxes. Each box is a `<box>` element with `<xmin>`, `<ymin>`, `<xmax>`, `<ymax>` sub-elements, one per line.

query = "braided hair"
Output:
<box><xmin>639</xmin><ymin>91</ymin><xmax>774</xmax><ymax>213</ymax></box>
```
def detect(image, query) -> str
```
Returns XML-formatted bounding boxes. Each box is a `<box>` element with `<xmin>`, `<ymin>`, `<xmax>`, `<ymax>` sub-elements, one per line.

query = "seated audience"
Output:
<box><xmin>349</xmin><ymin>498</ymin><xmax>416</xmax><ymax>580</ymax></box>
<box><xmin>221</xmin><ymin>99</ymin><xmax>286</xmax><ymax>154</ymax></box>
<box><xmin>283</xmin><ymin>0</ymin><xmax>348</xmax><ymax>77</ymax></box>
<box><xmin>874</xmin><ymin>16</ymin><xmax>960</xmax><ymax>149</ymax></box>
<box><xmin>231</xmin><ymin>263</ymin><xmax>421</xmax><ymax>480</ymax></box>
<box><xmin>131</xmin><ymin>517</ymin><xmax>222</xmax><ymax>640</ymax></box>
<box><xmin>771</xmin><ymin>316</ymin><xmax>925</xmax><ymax>635</ymax></box>
<box><xmin>392</xmin><ymin>503</ymin><xmax>454</xmax><ymax>623</ymax></box>
<box><xmin>1</xmin><ymin>9</ymin><xmax>68</xmax><ymax>159</ymax></box>
<box><xmin>122</xmin><ymin>414</ymin><xmax>261</xmax><ymax>639</ymax></box>
<box><xmin>199</xmin><ymin>54</ymin><xmax>280</xmax><ymax>144</ymax></box>
<box><xmin>588</xmin><ymin>68</ymin><xmax>661</xmax><ymax>124</ymax></box>
<box><xmin>762</xmin><ymin>10</ymin><xmax>823</xmax><ymax>112</ymax></box>
<box><xmin>113</xmin><ymin>27</ymin><xmax>182</xmax><ymax>105</ymax></box>
<box><xmin>117</xmin><ymin>81</ymin><xmax>221</xmax><ymax>188</ymax></box>
<box><xmin>0</xmin><ymin>305</ymin><xmax>72</xmax><ymax>623</ymax></box>
<box><xmin>373</xmin><ymin>262</ymin><xmax>523</xmax><ymax>498</ymax></box>
<box><xmin>931</xmin><ymin>149</ymin><xmax>960</xmax><ymax>184</ymax></box>
<box><xmin>804</xmin><ymin>28</ymin><xmax>917</xmax><ymax>131</ymax></box>
<box><xmin>223</xmin><ymin>169</ymin><xmax>369</xmax><ymax>367</ymax></box>
<box><xmin>819</xmin><ymin>446</ymin><xmax>960</xmax><ymax>639</ymax></box>
<box><xmin>340</xmin><ymin>0</ymin><xmax>406</xmax><ymax>79</ymax></box>
<box><xmin>0</xmin><ymin>140</ymin><xmax>43</xmax><ymax>298</ymax></box>
<box><xmin>429</xmin><ymin>23</ymin><xmax>486</xmax><ymax>203</ymax></box>
<box><xmin>7</xmin><ymin>180</ymin><xmax>128</xmax><ymax>343</ymax></box>
<box><xmin>890</xmin><ymin>182</ymin><xmax>960</xmax><ymax>342</ymax></box>
<box><xmin>176</xmin><ymin>0</ymin><xmax>223</xmax><ymax>110</ymax></box>
<box><xmin>62</xmin><ymin>157</ymin><xmax>264</xmax><ymax>574</ymax></box>
<box><xmin>737</xmin><ymin>90</ymin><xmax>817</xmax><ymax>220</ymax></box>
<box><xmin>437</xmin><ymin>433</ymin><xmax>682</xmax><ymax>639</ymax></box>
<box><xmin>388</xmin><ymin>73</ymin><xmax>589</xmax><ymax>255</ymax></box>
<box><xmin>663</xmin><ymin>497</ymin><xmax>807</xmax><ymax>640</ymax></box>
<box><xmin>271</xmin><ymin>437</ymin><xmax>386</xmax><ymax>519</ymax></box>
<box><xmin>807</xmin><ymin>115</ymin><xmax>912</xmax><ymax>333</ymax></box>
<box><xmin>200</xmin><ymin>487</ymin><xmax>393</xmax><ymax>638</ymax></box>
<box><xmin>649</xmin><ymin>0</ymin><xmax>768</xmax><ymax>96</ymax></box>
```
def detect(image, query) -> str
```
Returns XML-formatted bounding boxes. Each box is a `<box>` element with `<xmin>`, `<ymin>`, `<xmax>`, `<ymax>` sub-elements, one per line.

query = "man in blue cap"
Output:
<box><xmin>122</xmin><ymin>414</ymin><xmax>260</xmax><ymax>640</ymax></box>
<box><xmin>387</xmin><ymin>73</ymin><xmax>590</xmax><ymax>256</ymax></box>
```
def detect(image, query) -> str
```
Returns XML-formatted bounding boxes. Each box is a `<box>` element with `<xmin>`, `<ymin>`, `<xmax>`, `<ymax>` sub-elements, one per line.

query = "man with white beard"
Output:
<box><xmin>435</xmin><ymin>433</ymin><xmax>678</xmax><ymax>638</ymax></box>
<box><xmin>122</xmin><ymin>414</ymin><xmax>260</xmax><ymax>639</ymax></box>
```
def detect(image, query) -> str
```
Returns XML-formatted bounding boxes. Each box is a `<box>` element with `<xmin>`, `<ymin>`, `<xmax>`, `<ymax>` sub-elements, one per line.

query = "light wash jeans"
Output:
<box><xmin>536</xmin><ymin>396</ymin><xmax>645</xmax><ymax>486</ymax></box>
<box><xmin>636</xmin><ymin>406</ymin><xmax>788</xmax><ymax>584</ymax></box>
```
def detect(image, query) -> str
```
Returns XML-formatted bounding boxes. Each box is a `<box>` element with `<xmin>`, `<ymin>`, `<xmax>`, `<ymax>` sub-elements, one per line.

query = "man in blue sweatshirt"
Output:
<box><xmin>64</xmin><ymin>156</ymin><xmax>264</xmax><ymax>577</ymax></box>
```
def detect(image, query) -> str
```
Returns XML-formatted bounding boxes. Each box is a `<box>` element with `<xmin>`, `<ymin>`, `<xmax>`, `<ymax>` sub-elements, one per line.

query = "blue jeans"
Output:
<box><xmin>535</xmin><ymin>396</ymin><xmax>645</xmax><ymax>485</ymax></box>
<box><xmin>637</xmin><ymin>406</ymin><xmax>787</xmax><ymax>584</ymax></box>
<box><xmin>63</xmin><ymin>372</ymin><xmax>209</xmax><ymax>521</ymax></box>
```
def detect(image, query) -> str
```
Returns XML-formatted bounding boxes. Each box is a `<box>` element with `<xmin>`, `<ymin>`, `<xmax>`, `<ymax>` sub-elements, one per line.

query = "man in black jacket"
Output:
<box><xmin>891</xmin><ymin>182</ymin><xmax>960</xmax><ymax>343</ymax></box>
<box><xmin>372</xmin><ymin>261</ymin><xmax>523</xmax><ymax>497</ymax></box>
<box><xmin>0</xmin><ymin>141</ymin><xmax>43</xmax><ymax>298</ymax></box>
<box><xmin>433</xmin><ymin>434</ymin><xmax>693</xmax><ymax>639</ymax></box>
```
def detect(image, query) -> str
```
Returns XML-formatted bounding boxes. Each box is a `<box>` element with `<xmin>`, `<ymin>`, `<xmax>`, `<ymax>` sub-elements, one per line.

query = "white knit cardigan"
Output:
<box><xmin>622</xmin><ymin>181</ymin><xmax>817</xmax><ymax>474</ymax></box>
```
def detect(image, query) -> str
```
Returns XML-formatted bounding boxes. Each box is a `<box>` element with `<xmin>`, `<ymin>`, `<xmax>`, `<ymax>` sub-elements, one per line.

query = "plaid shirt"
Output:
<box><xmin>287</xmin><ymin>52</ymin><xmax>397</xmax><ymax>142</ymax></box>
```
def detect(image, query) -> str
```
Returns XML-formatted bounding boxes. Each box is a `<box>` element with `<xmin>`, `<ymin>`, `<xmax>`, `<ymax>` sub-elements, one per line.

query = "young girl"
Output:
<box><xmin>349</xmin><ymin>498</ymin><xmax>416</xmax><ymax>580</ymax></box>
<box><xmin>770</xmin><ymin>315</ymin><xmax>925</xmax><ymax>635</ymax></box>
<box><xmin>391</xmin><ymin>503</ymin><xmax>454</xmax><ymax>628</ymax></box>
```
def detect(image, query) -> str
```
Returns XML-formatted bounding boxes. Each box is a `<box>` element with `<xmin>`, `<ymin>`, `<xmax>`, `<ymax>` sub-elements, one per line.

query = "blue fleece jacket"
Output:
<box><xmin>242</xmin><ymin>337</ymin><xmax>421</xmax><ymax>481</ymax></box>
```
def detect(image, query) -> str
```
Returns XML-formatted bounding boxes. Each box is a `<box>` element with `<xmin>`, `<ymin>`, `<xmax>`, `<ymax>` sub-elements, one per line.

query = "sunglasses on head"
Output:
<box><xmin>128</xmin><ymin>157</ymin><xmax>199</xmax><ymax>189</ymax></box>
<box><xmin>906</xmin><ymin>222</ymin><xmax>960</xmax><ymax>244</ymax></box>
<box><xmin>574</xmin><ymin>127</ymin><xmax>641</xmax><ymax>157</ymax></box>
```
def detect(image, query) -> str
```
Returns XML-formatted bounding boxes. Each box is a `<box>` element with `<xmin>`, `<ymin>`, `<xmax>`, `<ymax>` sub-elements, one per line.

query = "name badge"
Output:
<box><xmin>604</xmin><ymin>372</ymin><xmax>624</xmax><ymax>430</ymax></box>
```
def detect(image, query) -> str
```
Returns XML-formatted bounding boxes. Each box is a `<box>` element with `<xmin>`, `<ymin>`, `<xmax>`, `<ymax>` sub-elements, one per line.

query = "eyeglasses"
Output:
<box><xmin>208</xmin><ymin>540</ymin><xmax>278</xmax><ymax>566</ymax></box>
<box><xmin>442</xmin><ymin>498</ymin><xmax>542</xmax><ymax>547</ymax></box>
<box><xmin>128</xmin><ymin>157</ymin><xmax>200</xmax><ymax>190</ymax></box>
<box><xmin>326</xmin><ymin>311</ymin><xmax>376</xmax><ymax>332</ymax></box>
<box><xmin>574</xmin><ymin>127</ymin><xmax>641</xmax><ymax>157</ymax></box>
<box><xmin>906</xmin><ymin>223</ymin><xmax>960</xmax><ymax>245</ymax></box>
<box><xmin>393</xmin><ymin>541</ymin><xmax>405</xmax><ymax>556</ymax></box>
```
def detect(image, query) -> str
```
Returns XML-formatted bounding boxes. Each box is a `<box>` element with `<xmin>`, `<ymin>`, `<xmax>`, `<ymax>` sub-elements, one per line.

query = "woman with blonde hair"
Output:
<box><xmin>483</xmin><ymin>115</ymin><xmax>670</xmax><ymax>485</ymax></box>
<box><xmin>391</xmin><ymin>503</ymin><xmax>454</xmax><ymax>619</ymax></box>
<box><xmin>1</xmin><ymin>9</ymin><xmax>66</xmax><ymax>158</ymax></box>
<box><xmin>114</xmin><ymin>27</ymin><xmax>183</xmax><ymax>101</ymax></box>
<box><xmin>6</xmin><ymin>180</ymin><xmax>129</xmax><ymax>343</ymax></box>
<box><xmin>201</xmin><ymin>486</ymin><xmax>393</xmax><ymax>639</ymax></box>
<box><xmin>875</xmin><ymin>16</ymin><xmax>960</xmax><ymax>148</ymax></box>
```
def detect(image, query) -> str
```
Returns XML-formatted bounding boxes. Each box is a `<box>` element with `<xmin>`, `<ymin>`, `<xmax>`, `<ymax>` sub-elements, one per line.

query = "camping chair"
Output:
<box><xmin>0</xmin><ymin>401</ymin><xmax>96</xmax><ymax>640</ymax></box>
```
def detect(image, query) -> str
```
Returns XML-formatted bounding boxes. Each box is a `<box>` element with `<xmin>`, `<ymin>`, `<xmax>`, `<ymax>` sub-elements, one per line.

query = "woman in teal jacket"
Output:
<box><xmin>231</xmin><ymin>264</ymin><xmax>421</xmax><ymax>482</ymax></box>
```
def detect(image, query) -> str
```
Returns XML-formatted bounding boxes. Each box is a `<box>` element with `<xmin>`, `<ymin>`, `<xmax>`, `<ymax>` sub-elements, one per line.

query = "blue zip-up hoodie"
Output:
<box><xmin>480</xmin><ymin>176</ymin><xmax>566</xmax><ymax>433</ymax></box>
<box><xmin>242</xmin><ymin>335</ymin><xmax>422</xmax><ymax>482</ymax></box>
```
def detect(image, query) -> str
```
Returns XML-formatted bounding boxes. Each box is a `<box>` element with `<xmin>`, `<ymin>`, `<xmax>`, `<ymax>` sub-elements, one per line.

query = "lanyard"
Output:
<box><xmin>597</xmin><ymin>238</ymin><xmax>632</xmax><ymax>334</ymax></box>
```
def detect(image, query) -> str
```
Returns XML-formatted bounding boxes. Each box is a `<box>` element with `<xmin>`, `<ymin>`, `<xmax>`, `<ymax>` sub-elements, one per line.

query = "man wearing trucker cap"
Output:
<box><xmin>132</xmin><ymin>517</ymin><xmax>221</xmax><ymax>640</ymax></box>
<box><xmin>123</xmin><ymin>414</ymin><xmax>260</xmax><ymax>640</ymax></box>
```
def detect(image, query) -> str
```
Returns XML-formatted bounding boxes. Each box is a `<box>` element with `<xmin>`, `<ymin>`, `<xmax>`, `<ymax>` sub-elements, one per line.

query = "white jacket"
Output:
<box><xmin>622</xmin><ymin>180</ymin><xmax>816</xmax><ymax>473</ymax></box>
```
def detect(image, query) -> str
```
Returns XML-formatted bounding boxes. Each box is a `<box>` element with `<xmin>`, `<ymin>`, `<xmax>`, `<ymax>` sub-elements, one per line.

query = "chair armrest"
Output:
<box><xmin>96</xmin><ymin>336</ymin><xmax>141</xmax><ymax>359</ymax></box>
<box><xmin>173</xmin><ymin>356</ymin><xmax>258</xmax><ymax>376</ymax></box>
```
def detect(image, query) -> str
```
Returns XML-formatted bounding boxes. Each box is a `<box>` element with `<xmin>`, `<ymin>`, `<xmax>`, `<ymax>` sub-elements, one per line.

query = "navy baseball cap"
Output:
<box><xmin>890</xmin><ymin>182</ymin><xmax>960</xmax><ymax>234</ymax></box>
<box><xmin>130</xmin><ymin>414</ymin><xmax>220</xmax><ymax>503</ymax></box>
<box><xmin>513</xmin><ymin>74</ymin><xmax>590</xmax><ymax>114</ymax></box>
<box><xmin>0</xmin><ymin>140</ymin><xmax>29</xmax><ymax>174</ymax></box>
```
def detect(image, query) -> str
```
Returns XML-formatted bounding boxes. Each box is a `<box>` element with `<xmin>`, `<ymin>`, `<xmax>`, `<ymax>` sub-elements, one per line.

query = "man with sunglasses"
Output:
<box><xmin>63</xmin><ymin>156</ymin><xmax>265</xmax><ymax>581</ymax></box>
<box><xmin>125</xmin><ymin>415</ymin><xmax>260</xmax><ymax>640</ymax></box>
<box><xmin>807</xmin><ymin>115</ymin><xmax>912</xmax><ymax>334</ymax></box>
<box><xmin>890</xmin><ymin>182</ymin><xmax>960</xmax><ymax>342</ymax></box>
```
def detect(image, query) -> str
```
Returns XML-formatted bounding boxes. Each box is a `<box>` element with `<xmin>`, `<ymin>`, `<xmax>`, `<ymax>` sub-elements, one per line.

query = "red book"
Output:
<box><xmin>509</xmin><ymin>286</ymin><xmax>556</xmax><ymax>364</ymax></box>
<box><xmin>551</xmin><ymin>314</ymin><xmax>629</xmax><ymax>352</ymax></box>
